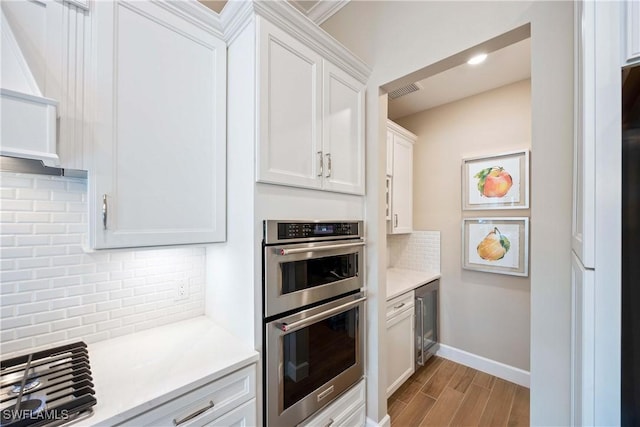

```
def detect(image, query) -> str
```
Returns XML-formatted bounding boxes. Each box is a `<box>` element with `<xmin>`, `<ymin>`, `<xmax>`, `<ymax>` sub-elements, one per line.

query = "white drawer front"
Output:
<box><xmin>339</xmin><ymin>404</ymin><xmax>365</xmax><ymax>427</ymax></box>
<box><xmin>205</xmin><ymin>398</ymin><xmax>256</xmax><ymax>427</ymax></box>
<box><xmin>386</xmin><ymin>292</ymin><xmax>414</xmax><ymax>320</ymax></box>
<box><xmin>299</xmin><ymin>379</ymin><xmax>365</xmax><ymax>427</ymax></box>
<box><xmin>118</xmin><ymin>364</ymin><xmax>256</xmax><ymax>426</ymax></box>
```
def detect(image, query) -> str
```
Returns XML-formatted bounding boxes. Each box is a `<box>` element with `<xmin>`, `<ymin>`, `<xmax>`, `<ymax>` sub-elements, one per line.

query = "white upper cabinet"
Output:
<box><xmin>322</xmin><ymin>60</ymin><xmax>365</xmax><ymax>194</ymax></box>
<box><xmin>256</xmin><ymin>17</ymin><xmax>367</xmax><ymax>195</ymax></box>
<box><xmin>387</xmin><ymin>121</ymin><xmax>416</xmax><ymax>235</ymax></box>
<box><xmin>625</xmin><ymin>0</ymin><xmax>640</xmax><ymax>65</ymax></box>
<box><xmin>257</xmin><ymin>19</ymin><xmax>323</xmax><ymax>190</ymax></box>
<box><xmin>90</xmin><ymin>1</ymin><xmax>226</xmax><ymax>249</ymax></box>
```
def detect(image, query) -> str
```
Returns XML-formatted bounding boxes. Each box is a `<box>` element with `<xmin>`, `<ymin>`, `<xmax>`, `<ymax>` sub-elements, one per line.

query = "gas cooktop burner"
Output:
<box><xmin>0</xmin><ymin>342</ymin><xmax>96</xmax><ymax>427</ymax></box>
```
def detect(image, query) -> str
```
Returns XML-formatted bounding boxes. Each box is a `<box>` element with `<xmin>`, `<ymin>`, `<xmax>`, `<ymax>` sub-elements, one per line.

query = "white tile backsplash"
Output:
<box><xmin>387</xmin><ymin>230</ymin><xmax>441</xmax><ymax>272</ymax></box>
<box><xmin>0</xmin><ymin>172</ymin><xmax>205</xmax><ymax>357</ymax></box>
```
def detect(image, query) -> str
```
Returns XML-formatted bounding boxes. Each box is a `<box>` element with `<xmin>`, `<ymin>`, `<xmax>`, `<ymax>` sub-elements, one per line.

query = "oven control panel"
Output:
<box><xmin>277</xmin><ymin>222</ymin><xmax>360</xmax><ymax>240</ymax></box>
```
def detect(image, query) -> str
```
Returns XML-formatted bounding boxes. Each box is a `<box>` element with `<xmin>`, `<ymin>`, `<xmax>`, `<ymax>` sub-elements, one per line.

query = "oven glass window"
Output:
<box><xmin>281</xmin><ymin>253</ymin><xmax>357</xmax><ymax>294</ymax></box>
<box><xmin>282</xmin><ymin>307</ymin><xmax>358</xmax><ymax>411</ymax></box>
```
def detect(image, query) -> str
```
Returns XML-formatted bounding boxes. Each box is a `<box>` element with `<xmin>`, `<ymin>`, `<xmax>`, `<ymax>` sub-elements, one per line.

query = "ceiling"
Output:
<box><xmin>388</xmin><ymin>38</ymin><xmax>531</xmax><ymax>120</ymax></box>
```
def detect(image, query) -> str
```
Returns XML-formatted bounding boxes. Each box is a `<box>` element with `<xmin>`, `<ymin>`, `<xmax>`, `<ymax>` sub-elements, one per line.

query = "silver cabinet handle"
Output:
<box><xmin>102</xmin><ymin>194</ymin><xmax>108</xmax><ymax>230</ymax></box>
<box><xmin>278</xmin><ymin>296</ymin><xmax>365</xmax><ymax>332</ymax></box>
<box><xmin>173</xmin><ymin>400</ymin><xmax>214</xmax><ymax>426</ymax></box>
<box><xmin>317</xmin><ymin>151</ymin><xmax>323</xmax><ymax>177</ymax></box>
<box><xmin>325</xmin><ymin>153</ymin><xmax>332</xmax><ymax>177</ymax></box>
<box><xmin>394</xmin><ymin>214</ymin><xmax>398</xmax><ymax>228</ymax></box>
<box><xmin>279</xmin><ymin>241</ymin><xmax>364</xmax><ymax>256</ymax></box>
<box><xmin>416</xmin><ymin>296</ymin><xmax>425</xmax><ymax>366</ymax></box>
<box><xmin>394</xmin><ymin>302</ymin><xmax>405</xmax><ymax>310</ymax></box>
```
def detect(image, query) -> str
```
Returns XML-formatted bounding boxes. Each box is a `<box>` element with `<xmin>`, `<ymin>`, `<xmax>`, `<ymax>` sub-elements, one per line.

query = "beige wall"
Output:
<box><xmin>397</xmin><ymin>79</ymin><xmax>531</xmax><ymax>371</ymax></box>
<box><xmin>323</xmin><ymin>2</ymin><xmax>574</xmax><ymax>425</ymax></box>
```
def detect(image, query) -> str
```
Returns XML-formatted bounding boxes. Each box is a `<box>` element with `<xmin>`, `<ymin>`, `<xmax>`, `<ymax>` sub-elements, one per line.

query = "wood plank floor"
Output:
<box><xmin>388</xmin><ymin>356</ymin><xmax>529</xmax><ymax>427</ymax></box>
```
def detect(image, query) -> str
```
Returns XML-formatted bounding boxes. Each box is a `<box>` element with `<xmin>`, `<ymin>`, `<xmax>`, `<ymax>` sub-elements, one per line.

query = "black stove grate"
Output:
<box><xmin>0</xmin><ymin>342</ymin><xmax>96</xmax><ymax>427</ymax></box>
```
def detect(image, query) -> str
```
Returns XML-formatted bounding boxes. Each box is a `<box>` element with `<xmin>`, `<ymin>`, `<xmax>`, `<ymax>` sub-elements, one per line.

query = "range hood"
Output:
<box><xmin>1</xmin><ymin>8</ymin><xmax>59</xmax><ymax>166</ymax></box>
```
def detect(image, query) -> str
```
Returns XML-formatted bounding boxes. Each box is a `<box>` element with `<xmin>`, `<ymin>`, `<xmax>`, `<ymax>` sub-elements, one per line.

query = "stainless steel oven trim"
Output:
<box><xmin>264</xmin><ymin>240</ymin><xmax>364</xmax><ymax>318</ymax></box>
<box><xmin>264</xmin><ymin>220</ymin><xmax>364</xmax><ymax>245</ymax></box>
<box><xmin>266</xmin><ymin>293</ymin><xmax>365</xmax><ymax>427</ymax></box>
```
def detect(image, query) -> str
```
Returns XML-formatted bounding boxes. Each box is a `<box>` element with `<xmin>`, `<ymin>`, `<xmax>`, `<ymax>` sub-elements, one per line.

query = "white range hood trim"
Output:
<box><xmin>1</xmin><ymin>8</ymin><xmax>60</xmax><ymax>166</ymax></box>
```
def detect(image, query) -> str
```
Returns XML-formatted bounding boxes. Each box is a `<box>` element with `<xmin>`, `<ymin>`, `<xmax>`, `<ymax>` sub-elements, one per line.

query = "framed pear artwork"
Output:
<box><xmin>462</xmin><ymin>217</ymin><xmax>529</xmax><ymax>276</ymax></box>
<box><xmin>462</xmin><ymin>150</ymin><xmax>529</xmax><ymax>210</ymax></box>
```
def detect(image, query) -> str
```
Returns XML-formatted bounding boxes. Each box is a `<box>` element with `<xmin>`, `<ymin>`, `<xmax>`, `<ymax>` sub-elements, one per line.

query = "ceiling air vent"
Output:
<box><xmin>388</xmin><ymin>82</ymin><xmax>423</xmax><ymax>100</ymax></box>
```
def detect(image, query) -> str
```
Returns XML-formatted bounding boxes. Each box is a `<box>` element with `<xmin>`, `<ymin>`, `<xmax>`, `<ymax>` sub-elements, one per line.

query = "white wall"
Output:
<box><xmin>323</xmin><ymin>2</ymin><xmax>574</xmax><ymax>424</ymax></box>
<box><xmin>397</xmin><ymin>79</ymin><xmax>531</xmax><ymax>371</ymax></box>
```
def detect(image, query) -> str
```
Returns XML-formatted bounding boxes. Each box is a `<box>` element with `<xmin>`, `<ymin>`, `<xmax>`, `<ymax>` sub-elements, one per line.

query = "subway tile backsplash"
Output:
<box><xmin>0</xmin><ymin>172</ymin><xmax>205</xmax><ymax>357</ymax></box>
<box><xmin>388</xmin><ymin>230</ymin><xmax>440</xmax><ymax>272</ymax></box>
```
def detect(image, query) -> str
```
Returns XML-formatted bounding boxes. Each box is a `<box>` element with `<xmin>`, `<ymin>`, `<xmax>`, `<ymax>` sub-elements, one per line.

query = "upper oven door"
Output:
<box><xmin>264</xmin><ymin>239</ymin><xmax>364</xmax><ymax>318</ymax></box>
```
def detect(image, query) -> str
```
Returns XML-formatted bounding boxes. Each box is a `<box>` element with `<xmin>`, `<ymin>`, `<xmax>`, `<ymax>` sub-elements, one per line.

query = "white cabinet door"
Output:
<box><xmin>91</xmin><ymin>0</ymin><xmax>226</xmax><ymax>249</ymax></box>
<box><xmin>322</xmin><ymin>60</ymin><xmax>365</xmax><ymax>195</ymax></box>
<box><xmin>571</xmin><ymin>252</ymin><xmax>595</xmax><ymax>427</ymax></box>
<box><xmin>386</xmin><ymin>306</ymin><xmax>415</xmax><ymax>397</ymax></box>
<box><xmin>257</xmin><ymin>18</ymin><xmax>323</xmax><ymax>190</ymax></box>
<box><xmin>625</xmin><ymin>0</ymin><xmax>640</xmax><ymax>64</ymax></box>
<box><xmin>389</xmin><ymin>133</ymin><xmax>414</xmax><ymax>234</ymax></box>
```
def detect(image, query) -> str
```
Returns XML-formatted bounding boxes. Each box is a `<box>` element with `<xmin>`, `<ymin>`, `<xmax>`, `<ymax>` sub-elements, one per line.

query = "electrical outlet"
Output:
<box><xmin>175</xmin><ymin>279</ymin><xmax>188</xmax><ymax>301</ymax></box>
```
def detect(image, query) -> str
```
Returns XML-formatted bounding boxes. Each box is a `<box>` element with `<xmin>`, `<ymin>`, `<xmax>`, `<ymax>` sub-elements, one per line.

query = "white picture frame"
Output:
<box><xmin>462</xmin><ymin>217</ymin><xmax>529</xmax><ymax>277</ymax></box>
<box><xmin>462</xmin><ymin>149</ymin><xmax>530</xmax><ymax>210</ymax></box>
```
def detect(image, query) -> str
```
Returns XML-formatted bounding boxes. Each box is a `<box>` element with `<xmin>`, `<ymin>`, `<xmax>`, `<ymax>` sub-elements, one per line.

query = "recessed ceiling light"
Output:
<box><xmin>467</xmin><ymin>53</ymin><xmax>488</xmax><ymax>65</ymax></box>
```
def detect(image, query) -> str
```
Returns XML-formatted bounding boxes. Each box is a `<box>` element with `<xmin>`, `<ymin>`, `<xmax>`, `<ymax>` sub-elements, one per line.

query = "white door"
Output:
<box><xmin>91</xmin><ymin>1</ymin><xmax>226</xmax><ymax>248</ymax></box>
<box><xmin>321</xmin><ymin>60</ymin><xmax>365</xmax><ymax>195</ymax></box>
<box><xmin>386</xmin><ymin>308</ymin><xmax>415</xmax><ymax>397</ymax></box>
<box><xmin>257</xmin><ymin>18</ymin><xmax>323</xmax><ymax>190</ymax></box>
<box><xmin>390</xmin><ymin>134</ymin><xmax>413</xmax><ymax>234</ymax></box>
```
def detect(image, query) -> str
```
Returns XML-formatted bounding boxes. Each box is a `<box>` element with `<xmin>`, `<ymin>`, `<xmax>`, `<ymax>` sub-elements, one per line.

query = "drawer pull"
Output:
<box><xmin>173</xmin><ymin>400</ymin><xmax>215</xmax><ymax>426</ymax></box>
<box><xmin>323</xmin><ymin>418</ymin><xmax>335</xmax><ymax>427</ymax></box>
<box><xmin>393</xmin><ymin>302</ymin><xmax>405</xmax><ymax>310</ymax></box>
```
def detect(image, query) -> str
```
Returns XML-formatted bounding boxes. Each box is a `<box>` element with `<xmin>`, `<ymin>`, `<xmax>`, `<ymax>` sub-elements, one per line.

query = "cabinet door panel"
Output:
<box><xmin>322</xmin><ymin>60</ymin><xmax>365</xmax><ymax>195</ymax></box>
<box><xmin>257</xmin><ymin>19</ymin><xmax>322</xmax><ymax>189</ymax></box>
<box><xmin>390</xmin><ymin>134</ymin><xmax>413</xmax><ymax>234</ymax></box>
<box><xmin>571</xmin><ymin>253</ymin><xmax>595</xmax><ymax>426</ymax></box>
<box><xmin>92</xmin><ymin>1</ymin><xmax>226</xmax><ymax>248</ymax></box>
<box><xmin>386</xmin><ymin>308</ymin><xmax>415</xmax><ymax>397</ymax></box>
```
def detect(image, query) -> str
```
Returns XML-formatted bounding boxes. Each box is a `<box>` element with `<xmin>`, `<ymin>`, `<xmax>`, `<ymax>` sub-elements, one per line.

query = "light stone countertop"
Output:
<box><xmin>79</xmin><ymin>316</ymin><xmax>258</xmax><ymax>426</ymax></box>
<box><xmin>387</xmin><ymin>268</ymin><xmax>441</xmax><ymax>300</ymax></box>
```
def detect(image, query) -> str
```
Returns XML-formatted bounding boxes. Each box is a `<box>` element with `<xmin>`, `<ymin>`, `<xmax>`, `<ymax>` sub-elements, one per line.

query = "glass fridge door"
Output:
<box><xmin>415</xmin><ymin>279</ymin><xmax>439</xmax><ymax>367</ymax></box>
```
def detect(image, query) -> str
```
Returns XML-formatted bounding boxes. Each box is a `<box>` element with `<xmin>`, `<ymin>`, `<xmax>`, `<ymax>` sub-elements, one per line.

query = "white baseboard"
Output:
<box><xmin>436</xmin><ymin>344</ymin><xmax>530</xmax><ymax>388</ymax></box>
<box><xmin>366</xmin><ymin>414</ymin><xmax>390</xmax><ymax>427</ymax></box>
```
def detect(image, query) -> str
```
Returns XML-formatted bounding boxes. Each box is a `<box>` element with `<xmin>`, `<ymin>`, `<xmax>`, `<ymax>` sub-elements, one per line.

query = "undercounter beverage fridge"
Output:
<box><xmin>415</xmin><ymin>279</ymin><xmax>439</xmax><ymax>368</ymax></box>
<box><xmin>622</xmin><ymin>64</ymin><xmax>640</xmax><ymax>425</ymax></box>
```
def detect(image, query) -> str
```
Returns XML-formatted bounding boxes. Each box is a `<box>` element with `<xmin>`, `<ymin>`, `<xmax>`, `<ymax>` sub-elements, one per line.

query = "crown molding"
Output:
<box><xmin>306</xmin><ymin>0</ymin><xmax>349</xmax><ymax>25</ymax></box>
<box><xmin>222</xmin><ymin>0</ymin><xmax>370</xmax><ymax>82</ymax></box>
<box><xmin>159</xmin><ymin>0</ymin><xmax>225</xmax><ymax>38</ymax></box>
<box><xmin>220</xmin><ymin>0</ymin><xmax>255</xmax><ymax>44</ymax></box>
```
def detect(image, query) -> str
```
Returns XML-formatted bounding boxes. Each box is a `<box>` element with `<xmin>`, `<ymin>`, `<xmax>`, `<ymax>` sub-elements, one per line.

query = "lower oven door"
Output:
<box><xmin>265</xmin><ymin>292</ymin><xmax>365</xmax><ymax>427</ymax></box>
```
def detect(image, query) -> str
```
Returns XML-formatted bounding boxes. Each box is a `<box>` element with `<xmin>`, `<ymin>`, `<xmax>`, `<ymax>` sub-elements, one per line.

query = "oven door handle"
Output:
<box><xmin>277</xmin><ymin>297</ymin><xmax>366</xmax><ymax>333</ymax></box>
<box><xmin>278</xmin><ymin>241</ymin><xmax>365</xmax><ymax>256</ymax></box>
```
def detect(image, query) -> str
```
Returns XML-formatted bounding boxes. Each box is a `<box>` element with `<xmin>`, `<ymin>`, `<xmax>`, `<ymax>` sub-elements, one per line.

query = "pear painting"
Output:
<box><xmin>477</xmin><ymin>227</ymin><xmax>511</xmax><ymax>261</ymax></box>
<box><xmin>474</xmin><ymin>166</ymin><xmax>513</xmax><ymax>198</ymax></box>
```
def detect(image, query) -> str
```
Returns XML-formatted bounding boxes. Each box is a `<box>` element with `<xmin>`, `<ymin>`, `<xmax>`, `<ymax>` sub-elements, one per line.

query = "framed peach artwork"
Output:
<box><xmin>462</xmin><ymin>217</ymin><xmax>529</xmax><ymax>277</ymax></box>
<box><xmin>462</xmin><ymin>150</ymin><xmax>530</xmax><ymax>210</ymax></box>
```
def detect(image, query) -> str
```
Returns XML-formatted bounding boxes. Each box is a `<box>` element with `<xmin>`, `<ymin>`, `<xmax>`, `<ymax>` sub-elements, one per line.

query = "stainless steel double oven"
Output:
<box><xmin>263</xmin><ymin>220</ymin><xmax>365</xmax><ymax>427</ymax></box>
